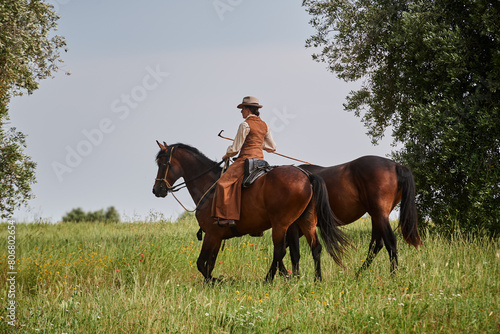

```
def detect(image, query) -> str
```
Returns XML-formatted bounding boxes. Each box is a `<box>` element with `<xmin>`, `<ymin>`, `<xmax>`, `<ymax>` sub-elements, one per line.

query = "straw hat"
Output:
<box><xmin>237</xmin><ymin>96</ymin><xmax>263</xmax><ymax>109</ymax></box>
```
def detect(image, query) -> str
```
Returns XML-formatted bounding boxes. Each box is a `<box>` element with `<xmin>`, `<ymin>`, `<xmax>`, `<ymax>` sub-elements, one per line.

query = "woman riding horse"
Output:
<box><xmin>212</xmin><ymin>96</ymin><xmax>277</xmax><ymax>226</ymax></box>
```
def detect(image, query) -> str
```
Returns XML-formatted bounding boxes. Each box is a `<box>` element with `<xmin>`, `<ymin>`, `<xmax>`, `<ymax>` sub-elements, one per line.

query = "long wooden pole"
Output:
<box><xmin>217</xmin><ymin>130</ymin><xmax>314</xmax><ymax>165</ymax></box>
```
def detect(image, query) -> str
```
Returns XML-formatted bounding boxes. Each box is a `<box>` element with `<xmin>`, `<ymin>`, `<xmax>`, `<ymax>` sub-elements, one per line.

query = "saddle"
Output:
<box><xmin>242</xmin><ymin>158</ymin><xmax>274</xmax><ymax>188</ymax></box>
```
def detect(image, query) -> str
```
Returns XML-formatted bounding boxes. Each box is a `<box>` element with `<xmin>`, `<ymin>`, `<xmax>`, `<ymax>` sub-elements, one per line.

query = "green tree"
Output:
<box><xmin>62</xmin><ymin>207</ymin><xmax>121</xmax><ymax>223</ymax></box>
<box><xmin>0</xmin><ymin>127</ymin><xmax>36</xmax><ymax>218</ymax></box>
<box><xmin>62</xmin><ymin>208</ymin><xmax>87</xmax><ymax>223</ymax></box>
<box><xmin>86</xmin><ymin>209</ymin><xmax>105</xmax><ymax>222</ymax></box>
<box><xmin>303</xmin><ymin>0</ymin><xmax>500</xmax><ymax>234</ymax></box>
<box><xmin>104</xmin><ymin>206</ymin><xmax>121</xmax><ymax>223</ymax></box>
<box><xmin>0</xmin><ymin>0</ymin><xmax>66</xmax><ymax>218</ymax></box>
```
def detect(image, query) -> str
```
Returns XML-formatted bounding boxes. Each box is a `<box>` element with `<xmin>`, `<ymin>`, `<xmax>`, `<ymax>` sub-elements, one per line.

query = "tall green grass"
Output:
<box><xmin>1</xmin><ymin>217</ymin><xmax>499</xmax><ymax>333</ymax></box>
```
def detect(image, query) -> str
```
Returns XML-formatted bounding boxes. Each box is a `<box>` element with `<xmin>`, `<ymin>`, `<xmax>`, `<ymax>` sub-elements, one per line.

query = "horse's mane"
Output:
<box><xmin>156</xmin><ymin>143</ymin><xmax>221</xmax><ymax>169</ymax></box>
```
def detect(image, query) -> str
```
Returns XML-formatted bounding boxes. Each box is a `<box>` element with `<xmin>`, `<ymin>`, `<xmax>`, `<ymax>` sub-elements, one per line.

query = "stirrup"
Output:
<box><xmin>214</xmin><ymin>218</ymin><xmax>236</xmax><ymax>227</ymax></box>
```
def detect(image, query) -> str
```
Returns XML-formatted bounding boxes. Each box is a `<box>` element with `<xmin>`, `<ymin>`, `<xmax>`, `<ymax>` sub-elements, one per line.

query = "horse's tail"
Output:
<box><xmin>309</xmin><ymin>173</ymin><xmax>350</xmax><ymax>266</ymax></box>
<box><xmin>396</xmin><ymin>164</ymin><xmax>423</xmax><ymax>248</ymax></box>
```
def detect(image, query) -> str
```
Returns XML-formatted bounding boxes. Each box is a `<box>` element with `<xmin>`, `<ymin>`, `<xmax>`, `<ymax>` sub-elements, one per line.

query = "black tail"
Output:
<box><xmin>396</xmin><ymin>164</ymin><xmax>423</xmax><ymax>248</ymax></box>
<box><xmin>310</xmin><ymin>174</ymin><xmax>350</xmax><ymax>266</ymax></box>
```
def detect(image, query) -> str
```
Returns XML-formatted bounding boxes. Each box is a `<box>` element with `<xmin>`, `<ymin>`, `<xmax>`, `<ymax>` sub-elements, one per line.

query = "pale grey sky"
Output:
<box><xmin>9</xmin><ymin>0</ymin><xmax>393</xmax><ymax>221</ymax></box>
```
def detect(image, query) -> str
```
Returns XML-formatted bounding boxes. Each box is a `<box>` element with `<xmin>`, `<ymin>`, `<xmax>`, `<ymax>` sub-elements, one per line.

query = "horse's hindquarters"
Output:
<box><xmin>236</xmin><ymin>167</ymin><xmax>313</xmax><ymax>235</ymax></box>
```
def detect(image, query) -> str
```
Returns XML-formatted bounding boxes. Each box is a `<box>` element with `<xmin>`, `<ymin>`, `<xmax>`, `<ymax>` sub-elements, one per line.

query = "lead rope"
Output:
<box><xmin>169</xmin><ymin>158</ymin><xmax>230</xmax><ymax>213</ymax></box>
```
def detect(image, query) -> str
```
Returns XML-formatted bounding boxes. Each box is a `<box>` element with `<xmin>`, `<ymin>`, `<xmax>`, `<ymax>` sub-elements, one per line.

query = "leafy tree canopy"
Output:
<box><xmin>0</xmin><ymin>0</ymin><xmax>66</xmax><ymax>218</ymax></box>
<box><xmin>0</xmin><ymin>127</ymin><xmax>36</xmax><ymax>218</ymax></box>
<box><xmin>303</xmin><ymin>0</ymin><xmax>500</xmax><ymax>234</ymax></box>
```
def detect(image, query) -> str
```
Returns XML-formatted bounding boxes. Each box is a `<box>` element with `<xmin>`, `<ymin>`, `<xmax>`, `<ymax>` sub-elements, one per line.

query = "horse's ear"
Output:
<box><xmin>156</xmin><ymin>140</ymin><xmax>166</xmax><ymax>150</ymax></box>
<box><xmin>163</xmin><ymin>141</ymin><xmax>168</xmax><ymax>148</ymax></box>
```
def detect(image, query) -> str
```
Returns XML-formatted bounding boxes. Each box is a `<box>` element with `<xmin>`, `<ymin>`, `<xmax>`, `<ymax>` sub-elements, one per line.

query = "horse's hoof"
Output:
<box><xmin>264</xmin><ymin>275</ymin><xmax>275</xmax><ymax>283</ymax></box>
<box><xmin>204</xmin><ymin>276</ymin><xmax>225</xmax><ymax>285</ymax></box>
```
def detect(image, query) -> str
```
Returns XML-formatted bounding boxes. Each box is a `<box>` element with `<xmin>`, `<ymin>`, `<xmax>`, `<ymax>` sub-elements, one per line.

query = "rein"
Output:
<box><xmin>155</xmin><ymin>146</ymin><xmax>227</xmax><ymax>212</ymax></box>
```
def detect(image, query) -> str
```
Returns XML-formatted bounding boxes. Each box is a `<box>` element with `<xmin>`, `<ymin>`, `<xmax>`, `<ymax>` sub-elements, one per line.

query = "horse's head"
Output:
<box><xmin>152</xmin><ymin>141</ymin><xmax>183</xmax><ymax>197</ymax></box>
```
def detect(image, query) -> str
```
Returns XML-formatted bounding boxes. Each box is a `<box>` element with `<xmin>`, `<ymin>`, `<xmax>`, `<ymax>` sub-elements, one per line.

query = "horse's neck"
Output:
<box><xmin>180</xmin><ymin>153</ymin><xmax>219</xmax><ymax>206</ymax></box>
<box><xmin>185</xmin><ymin>169</ymin><xmax>219</xmax><ymax>205</ymax></box>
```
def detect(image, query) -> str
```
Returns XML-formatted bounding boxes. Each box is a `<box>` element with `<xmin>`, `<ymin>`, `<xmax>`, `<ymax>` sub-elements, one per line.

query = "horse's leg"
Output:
<box><xmin>302</xmin><ymin>231</ymin><xmax>322</xmax><ymax>281</ymax></box>
<box><xmin>278</xmin><ymin>260</ymin><xmax>288</xmax><ymax>278</ymax></box>
<box><xmin>196</xmin><ymin>233</ymin><xmax>222</xmax><ymax>283</ymax></box>
<box><xmin>293</xmin><ymin>200</ymin><xmax>323</xmax><ymax>281</ymax></box>
<box><xmin>356</xmin><ymin>216</ymin><xmax>398</xmax><ymax>276</ymax></box>
<box><xmin>278</xmin><ymin>223</ymin><xmax>301</xmax><ymax>278</ymax></box>
<box><xmin>379</xmin><ymin>219</ymin><xmax>398</xmax><ymax>274</ymax></box>
<box><xmin>355</xmin><ymin>228</ymin><xmax>384</xmax><ymax>277</ymax></box>
<box><xmin>295</xmin><ymin>218</ymin><xmax>322</xmax><ymax>281</ymax></box>
<box><xmin>312</xmin><ymin>239</ymin><xmax>322</xmax><ymax>282</ymax></box>
<box><xmin>265</xmin><ymin>227</ymin><xmax>287</xmax><ymax>282</ymax></box>
<box><xmin>287</xmin><ymin>223</ymin><xmax>301</xmax><ymax>278</ymax></box>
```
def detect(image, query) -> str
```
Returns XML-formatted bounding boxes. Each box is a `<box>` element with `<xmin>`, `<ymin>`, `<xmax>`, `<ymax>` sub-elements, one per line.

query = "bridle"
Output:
<box><xmin>155</xmin><ymin>146</ymin><xmax>180</xmax><ymax>193</ymax></box>
<box><xmin>155</xmin><ymin>145</ymin><xmax>227</xmax><ymax>212</ymax></box>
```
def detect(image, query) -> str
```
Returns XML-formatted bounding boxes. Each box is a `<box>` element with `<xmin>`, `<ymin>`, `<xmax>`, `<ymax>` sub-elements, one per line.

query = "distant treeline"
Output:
<box><xmin>62</xmin><ymin>206</ymin><xmax>120</xmax><ymax>223</ymax></box>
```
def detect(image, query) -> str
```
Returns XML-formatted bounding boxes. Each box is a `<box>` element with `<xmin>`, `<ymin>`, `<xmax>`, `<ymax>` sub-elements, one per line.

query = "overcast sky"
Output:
<box><xmin>9</xmin><ymin>0</ymin><xmax>394</xmax><ymax>222</ymax></box>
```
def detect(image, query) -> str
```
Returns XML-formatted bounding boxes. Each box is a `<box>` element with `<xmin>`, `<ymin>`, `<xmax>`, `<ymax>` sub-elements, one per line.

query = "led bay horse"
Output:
<box><xmin>152</xmin><ymin>142</ymin><xmax>349</xmax><ymax>283</ymax></box>
<box><xmin>284</xmin><ymin>156</ymin><xmax>422</xmax><ymax>276</ymax></box>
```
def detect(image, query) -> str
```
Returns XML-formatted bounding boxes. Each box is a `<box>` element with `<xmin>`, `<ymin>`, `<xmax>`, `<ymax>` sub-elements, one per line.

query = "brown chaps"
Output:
<box><xmin>211</xmin><ymin>159</ymin><xmax>245</xmax><ymax>220</ymax></box>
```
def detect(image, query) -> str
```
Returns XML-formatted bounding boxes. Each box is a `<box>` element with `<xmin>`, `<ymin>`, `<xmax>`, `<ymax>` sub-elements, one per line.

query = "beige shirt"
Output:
<box><xmin>226</xmin><ymin>115</ymin><xmax>277</xmax><ymax>157</ymax></box>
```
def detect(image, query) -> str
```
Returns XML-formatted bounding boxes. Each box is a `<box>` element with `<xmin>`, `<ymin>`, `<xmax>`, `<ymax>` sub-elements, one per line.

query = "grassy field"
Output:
<box><xmin>0</xmin><ymin>216</ymin><xmax>499</xmax><ymax>333</ymax></box>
